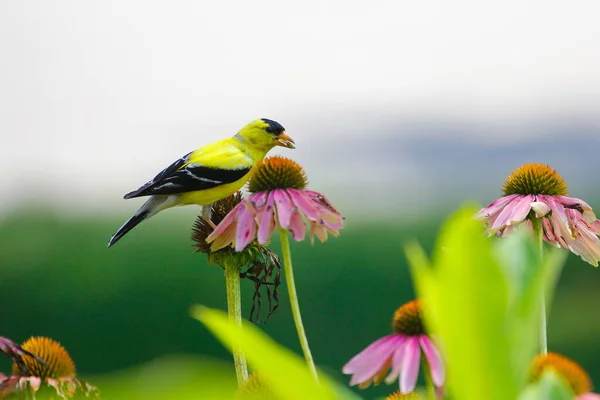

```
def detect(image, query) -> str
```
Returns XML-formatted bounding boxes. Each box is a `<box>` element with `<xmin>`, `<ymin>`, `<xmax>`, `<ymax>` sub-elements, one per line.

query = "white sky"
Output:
<box><xmin>1</xmin><ymin>0</ymin><xmax>600</xmax><ymax>216</ymax></box>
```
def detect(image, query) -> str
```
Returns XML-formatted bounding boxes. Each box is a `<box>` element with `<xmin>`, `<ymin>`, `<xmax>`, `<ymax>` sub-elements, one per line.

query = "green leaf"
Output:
<box><xmin>406</xmin><ymin>205</ymin><xmax>568</xmax><ymax>400</ymax></box>
<box><xmin>191</xmin><ymin>305</ymin><xmax>339</xmax><ymax>400</ymax></box>
<box><xmin>91</xmin><ymin>354</ymin><xmax>238</xmax><ymax>400</ymax></box>
<box><xmin>518</xmin><ymin>370</ymin><xmax>575</xmax><ymax>400</ymax></box>
<box><xmin>496</xmin><ymin>229</ymin><xmax>567</xmax><ymax>388</ymax></box>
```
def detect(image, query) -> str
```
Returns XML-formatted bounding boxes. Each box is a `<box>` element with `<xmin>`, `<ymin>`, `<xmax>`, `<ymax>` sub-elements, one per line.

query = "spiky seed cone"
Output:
<box><xmin>248</xmin><ymin>156</ymin><xmax>307</xmax><ymax>193</ymax></box>
<box><xmin>530</xmin><ymin>352</ymin><xmax>592</xmax><ymax>395</ymax></box>
<box><xmin>503</xmin><ymin>163</ymin><xmax>568</xmax><ymax>196</ymax></box>
<box><xmin>392</xmin><ymin>300</ymin><xmax>425</xmax><ymax>336</ymax></box>
<box><xmin>12</xmin><ymin>337</ymin><xmax>75</xmax><ymax>379</ymax></box>
<box><xmin>385</xmin><ymin>391</ymin><xmax>423</xmax><ymax>400</ymax></box>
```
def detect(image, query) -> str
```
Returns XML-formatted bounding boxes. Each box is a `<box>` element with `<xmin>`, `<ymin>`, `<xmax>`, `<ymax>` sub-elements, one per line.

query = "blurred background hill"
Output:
<box><xmin>1</xmin><ymin>1</ymin><xmax>600</xmax><ymax>398</ymax></box>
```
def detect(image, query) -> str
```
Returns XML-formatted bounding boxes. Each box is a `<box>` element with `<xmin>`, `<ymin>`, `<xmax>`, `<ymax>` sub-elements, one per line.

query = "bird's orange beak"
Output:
<box><xmin>275</xmin><ymin>132</ymin><xmax>295</xmax><ymax>149</ymax></box>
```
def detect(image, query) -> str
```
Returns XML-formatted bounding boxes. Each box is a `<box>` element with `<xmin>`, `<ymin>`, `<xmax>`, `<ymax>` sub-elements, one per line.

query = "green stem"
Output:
<box><xmin>540</xmin><ymin>290</ymin><xmax>547</xmax><ymax>354</ymax></box>
<box><xmin>279</xmin><ymin>229</ymin><xmax>319</xmax><ymax>382</ymax></box>
<box><xmin>531</xmin><ymin>217</ymin><xmax>548</xmax><ymax>354</ymax></box>
<box><xmin>424</xmin><ymin>359</ymin><xmax>437</xmax><ymax>400</ymax></box>
<box><xmin>224</xmin><ymin>260</ymin><xmax>249</xmax><ymax>386</ymax></box>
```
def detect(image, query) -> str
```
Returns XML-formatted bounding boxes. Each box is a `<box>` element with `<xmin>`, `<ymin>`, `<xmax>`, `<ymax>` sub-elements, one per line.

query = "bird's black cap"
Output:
<box><xmin>261</xmin><ymin>118</ymin><xmax>286</xmax><ymax>135</ymax></box>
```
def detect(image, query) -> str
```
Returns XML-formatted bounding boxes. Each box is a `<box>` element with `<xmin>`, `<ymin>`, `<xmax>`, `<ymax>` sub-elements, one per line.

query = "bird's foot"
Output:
<box><xmin>204</xmin><ymin>217</ymin><xmax>217</xmax><ymax>230</ymax></box>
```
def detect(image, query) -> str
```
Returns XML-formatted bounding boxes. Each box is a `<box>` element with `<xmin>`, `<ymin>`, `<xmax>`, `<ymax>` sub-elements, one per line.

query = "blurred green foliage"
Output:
<box><xmin>193</xmin><ymin>306</ymin><xmax>339</xmax><ymax>400</ymax></box>
<box><xmin>518</xmin><ymin>370</ymin><xmax>573</xmax><ymax>400</ymax></box>
<box><xmin>1</xmin><ymin>209</ymin><xmax>600</xmax><ymax>399</ymax></box>
<box><xmin>407</xmin><ymin>206</ymin><xmax>568</xmax><ymax>400</ymax></box>
<box><xmin>91</xmin><ymin>354</ymin><xmax>238</xmax><ymax>399</ymax></box>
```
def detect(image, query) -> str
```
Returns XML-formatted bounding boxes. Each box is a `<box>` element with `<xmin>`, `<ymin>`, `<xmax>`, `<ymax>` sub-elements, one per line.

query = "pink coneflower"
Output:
<box><xmin>0</xmin><ymin>336</ymin><xmax>99</xmax><ymax>399</ymax></box>
<box><xmin>206</xmin><ymin>156</ymin><xmax>343</xmax><ymax>252</ymax></box>
<box><xmin>477</xmin><ymin>163</ymin><xmax>600</xmax><ymax>266</ymax></box>
<box><xmin>343</xmin><ymin>300</ymin><xmax>445</xmax><ymax>394</ymax></box>
<box><xmin>530</xmin><ymin>352</ymin><xmax>600</xmax><ymax>400</ymax></box>
<box><xmin>208</xmin><ymin>156</ymin><xmax>343</xmax><ymax>382</ymax></box>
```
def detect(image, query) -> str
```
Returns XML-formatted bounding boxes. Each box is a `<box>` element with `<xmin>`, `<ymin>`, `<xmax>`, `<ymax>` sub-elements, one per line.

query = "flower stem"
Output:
<box><xmin>224</xmin><ymin>260</ymin><xmax>249</xmax><ymax>386</ymax></box>
<box><xmin>531</xmin><ymin>217</ymin><xmax>547</xmax><ymax>355</ymax></box>
<box><xmin>424</xmin><ymin>359</ymin><xmax>437</xmax><ymax>400</ymax></box>
<box><xmin>279</xmin><ymin>229</ymin><xmax>319</xmax><ymax>382</ymax></box>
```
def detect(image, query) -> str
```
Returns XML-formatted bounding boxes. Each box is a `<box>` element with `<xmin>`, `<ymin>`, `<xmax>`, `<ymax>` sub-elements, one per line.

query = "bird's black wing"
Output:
<box><xmin>123</xmin><ymin>152</ymin><xmax>251</xmax><ymax>199</ymax></box>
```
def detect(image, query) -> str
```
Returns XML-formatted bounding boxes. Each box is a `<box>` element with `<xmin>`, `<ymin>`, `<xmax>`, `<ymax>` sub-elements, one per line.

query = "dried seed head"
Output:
<box><xmin>192</xmin><ymin>192</ymin><xmax>243</xmax><ymax>254</ymax></box>
<box><xmin>192</xmin><ymin>193</ymin><xmax>282</xmax><ymax>322</ymax></box>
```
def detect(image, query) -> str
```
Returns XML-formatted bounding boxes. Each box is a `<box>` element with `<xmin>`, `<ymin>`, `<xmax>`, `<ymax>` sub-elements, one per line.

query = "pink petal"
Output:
<box><xmin>46</xmin><ymin>378</ymin><xmax>59</xmax><ymax>390</ymax></box>
<box><xmin>530</xmin><ymin>197</ymin><xmax>551</xmax><ymax>218</ymax></box>
<box><xmin>209</xmin><ymin>223</ymin><xmax>237</xmax><ymax>251</ymax></box>
<box><xmin>399</xmin><ymin>337</ymin><xmax>421</xmax><ymax>394</ymax></box>
<box><xmin>305</xmin><ymin>191</ymin><xmax>344</xmax><ymax>229</ymax></box>
<box><xmin>207</xmin><ymin>203</ymin><xmax>241</xmax><ymax>251</ymax></box>
<box><xmin>29</xmin><ymin>377</ymin><xmax>41</xmax><ymax>392</ymax></box>
<box><xmin>234</xmin><ymin>204</ymin><xmax>257</xmax><ymax>252</ymax></box>
<box><xmin>286</xmin><ymin>190</ymin><xmax>343</xmax><ymax>242</ymax></box>
<box><xmin>384</xmin><ymin>338</ymin><xmax>407</xmax><ymax>384</ymax></box>
<box><xmin>343</xmin><ymin>334</ymin><xmax>403</xmax><ymax>386</ymax></box>
<box><xmin>288</xmin><ymin>210</ymin><xmax>307</xmax><ymax>241</ymax></box>
<box><xmin>542</xmin><ymin>217</ymin><xmax>560</xmax><ymax>247</ymax></box>
<box><xmin>305</xmin><ymin>190</ymin><xmax>340</xmax><ymax>213</ymax></box>
<box><xmin>565</xmin><ymin>210</ymin><xmax>600</xmax><ymax>266</ymax></box>
<box><xmin>289</xmin><ymin>189</ymin><xmax>320</xmax><ymax>222</ymax></box>
<box><xmin>322</xmin><ymin>214</ymin><xmax>344</xmax><ymax>230</ymax></box>
<box><xmin>419</xmin><ymin>336</ymin><xmax>445</xmax><ymax>387</ymax></box>
<box><xmin>273</xmin><ymin>189</ymin><xmax>294</xmax><ymax>229</ymax></box>
<box><xmin>592</xmin><ymin>220</ymin><xmax>600</xmax><ymax>235</ymax></box>
<box><xmin>475</xmin><ymin>194</ymin><xmax>520</xmax><ymax>219</ymax></box>
<box><xmin>257</xmin><ymin>192</ymin><xmax>276</xmax><ymax>244</ymax></box>
<box><xmin>343</xmin><ymin>334</ymin><xmax>401</xmax><ymax>374</ymax></box>
<box><xmin>497</xmin><ymin>225</ymin><xmax>515</xmax><ymax>238</ymax></box>
<box><xmin>1</xmin><ymin>376</ymin><xmax>19</xmax><ymax>392</ymax></box>
<box><xmin>309</xmin><ymin>222</ymin><xmax>329</xmax><ymax>243</ymax></box>
<box><xmin>248</xmin><ymin>192</ymin><xmax>268</xmax><ymax>209</ymax></box>
<box><xmin>547</xmin><ymin>196</ymin><xmax>573</xmax><ymax>247</ymax></box>
<box><xmin>18</xmin><ymin>377</ymin><xmax>28</xmax><ymax>391</ymax></box>
<box><xmin>491</xmin><ymin>195</ymin><xmax>534</xmax><ymax>230</ymax></box>
<box><xmin>556</xmin><ymin>195</ymin><xmax>596</xmax><ymax>220</ymax></box>
<box><xmin>207</xmin><ymin>203</ymin><xmax>242</xmax><ymax>243</ymax></box>
<box><xmin>578</xmin><ymin>394</ymin><xmax>600</xmax><ymax>400</ymax></box>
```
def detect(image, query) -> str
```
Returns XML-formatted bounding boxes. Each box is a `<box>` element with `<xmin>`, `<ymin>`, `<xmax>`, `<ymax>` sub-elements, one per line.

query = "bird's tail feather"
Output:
<box><xmin>107</xmin><ymin>197</ymin><xmax>168</xmax><ymax>247</ymax></box>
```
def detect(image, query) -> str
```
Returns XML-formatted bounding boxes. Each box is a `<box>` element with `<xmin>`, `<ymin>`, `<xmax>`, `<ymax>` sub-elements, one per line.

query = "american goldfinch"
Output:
<box><xmin>107</xmin><ymin>118</ymin><xmax>295</xmax><ymax>247</ymax></box>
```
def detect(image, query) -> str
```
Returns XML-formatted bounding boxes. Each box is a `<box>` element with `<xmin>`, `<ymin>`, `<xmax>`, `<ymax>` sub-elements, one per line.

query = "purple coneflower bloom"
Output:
<box><xmin>343</xmin><ymin>300</ymin><xmax>445</xmax><ymax>394</ymax></box>
<box><xmin>530</xmin><ymin>352</ymin><xmax>600</xmax><ymax>400</ymax></box>
<box><xmin>207</xmin><ymin>156</ymin><xmax>343</xmax><ymax>252</ymax></box>
<box><xmin>477</xmin><ymin>163</ymin><xmax>600</xmax><ymax>266</ymax></box>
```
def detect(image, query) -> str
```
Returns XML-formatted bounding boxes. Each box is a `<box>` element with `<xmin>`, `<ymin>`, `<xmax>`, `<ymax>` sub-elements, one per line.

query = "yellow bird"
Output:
<box><xmin>107</xmin><ymin>118</ymin><xmax>295</xmax><ymax>247</ymax></box>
